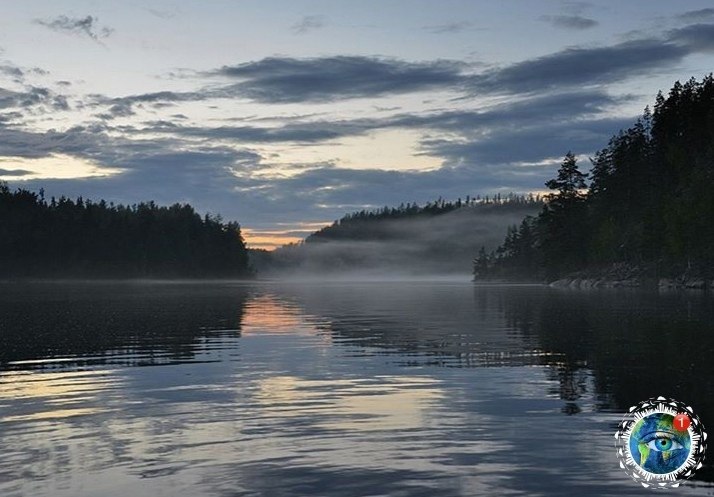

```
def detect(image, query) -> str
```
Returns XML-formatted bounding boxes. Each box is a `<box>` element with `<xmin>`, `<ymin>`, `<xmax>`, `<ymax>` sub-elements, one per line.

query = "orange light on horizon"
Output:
<box><xmin>242</xmin><ymin>223</ymin><xmax>330</xmax><ymax>251</ymax></box>
<box><xmin>244</xmin><ymin>234</ymin><xmax>303</xmax><ymax>251</ymax></box>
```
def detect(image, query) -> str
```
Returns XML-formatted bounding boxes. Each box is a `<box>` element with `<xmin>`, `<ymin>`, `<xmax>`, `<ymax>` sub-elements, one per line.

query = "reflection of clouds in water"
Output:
<box><xmin>325</xmin><ymin>377</ymin><xmax>444</xmax><ymax>432</ymax></box>
<box><xmin>0</xmin><ymin>369</ymin><xmax>121</xmax><ymax>422</ymax></box>
<box><xmin>254</xmin><ymin>375</ymin><xmax>443</xmax><ymax>431</ymax></box>
<box><xmin>6</xmin><ymin>284</ymin><xmax>703</xmax><ymax>496</ymax></box>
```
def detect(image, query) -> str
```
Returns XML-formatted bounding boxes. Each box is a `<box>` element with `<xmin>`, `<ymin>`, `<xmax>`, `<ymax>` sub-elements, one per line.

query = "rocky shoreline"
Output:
<box><xmin>548</xmin><ymin>263</ymin><xmax>711</xmax><ymax>290</ymax></box>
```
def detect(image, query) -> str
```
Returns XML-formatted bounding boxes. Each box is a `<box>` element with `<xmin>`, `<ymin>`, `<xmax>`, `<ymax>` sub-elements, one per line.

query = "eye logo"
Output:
<box><xmin>615</xmin><ymin>397</ymin><xmax>707</xmax><ymax>489</ymax></box>
<box><xmin>630</xmin><ymin>415</ymin><xmax>690</xmax><ymax>473</ymax></box>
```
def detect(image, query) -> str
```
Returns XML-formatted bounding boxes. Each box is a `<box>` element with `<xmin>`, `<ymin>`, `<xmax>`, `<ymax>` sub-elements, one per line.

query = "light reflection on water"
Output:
<box><xmin>0</xmin><ymin>282</ymin><xmax>713</xmax><ymax>496</ymax></box>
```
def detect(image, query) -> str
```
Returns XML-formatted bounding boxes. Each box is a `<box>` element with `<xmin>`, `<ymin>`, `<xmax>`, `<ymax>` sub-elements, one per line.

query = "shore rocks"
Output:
<box><xmin>658</xmin><ymin>277</ymin><xmax>708</xmax><ymax>290</ymax></box>
<box><xmin>549</xmin><ymin>265</ymin><xmax>711</xmax><ymax>290</ymax></box>
<box><xmin>549</xmin><ymin>277</ymin><xmax>642</xmax><ymax>289</ymax></box>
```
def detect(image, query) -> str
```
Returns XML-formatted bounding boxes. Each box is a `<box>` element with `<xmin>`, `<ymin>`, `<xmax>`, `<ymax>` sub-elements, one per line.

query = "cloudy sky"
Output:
<box><xmin>1</xmin><ymin>1</ymin><xmax>713</xmax><ymax>248</ymax></box>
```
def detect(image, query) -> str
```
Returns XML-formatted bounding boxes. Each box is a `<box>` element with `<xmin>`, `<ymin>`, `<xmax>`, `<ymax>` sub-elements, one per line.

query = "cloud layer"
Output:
<box><xmin>540</xmin><ymin>15</ymin><xmax>598</xmax><ymax>30</ymax></box>
<box><xmin>3</xmin><ymin>15</ymin><xmax>714</xmax><ymax>247</ymax></box>
<box><xmin>209</xmin><ymin>56</ymin><xmax>466</xmax><ymax>103</ymax></box>
<box><xmin>35</xmin><ymin>15</ymin><xmax>113</xmax><ymax>42</ymax></box>
<box><xmin>291</xmin><ymin>15</ymin><xmax>326</xmax><ymax>35</ymax></box>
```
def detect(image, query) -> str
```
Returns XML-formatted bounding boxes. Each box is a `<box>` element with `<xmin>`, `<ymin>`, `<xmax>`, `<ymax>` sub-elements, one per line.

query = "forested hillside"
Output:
<box><xmin>477</xmin><ymin>76</ymin><xmax>714</xmax><ymax>284</ymax></box>
<box><xmin>0</xmin><ymin>183</ymin><xmax>250</xmax><ymax>278</ymax></box>
<box><xmin>267</xmin><ymin>195</ymin><xmax>543</xmax><ymax>276</ymax></box>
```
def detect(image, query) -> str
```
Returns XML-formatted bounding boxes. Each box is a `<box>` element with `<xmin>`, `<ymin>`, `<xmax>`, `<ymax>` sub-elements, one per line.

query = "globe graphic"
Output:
<box><xmin>628</xmin><ymin>412</ymin><xmax>691</xmax><ymax>474</ymax></box>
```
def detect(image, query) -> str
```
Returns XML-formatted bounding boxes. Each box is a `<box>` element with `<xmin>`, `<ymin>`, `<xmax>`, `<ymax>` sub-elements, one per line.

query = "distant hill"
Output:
<box><xmin>263</xmin><ymin>195</ymin><xmax>543</xmax><ymax>277</ymax></box>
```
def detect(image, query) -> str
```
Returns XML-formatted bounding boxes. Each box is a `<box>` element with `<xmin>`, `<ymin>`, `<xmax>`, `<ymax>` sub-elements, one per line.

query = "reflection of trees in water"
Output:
<box><xmin>286</xmin><ymin>284</ymin><xmax>714</xmax><ymax>428</ymax></box>
<box><xmin>0</xmin><ymin>282</ymin><xmax>248</xmax><ymax>369</ymax></box>
<box><xmin>499</xmin><ymin>287</ymin><xmax>714</xmax><ymax>481</ymax></box>
<box><xmin>498</xmin><ymin>288</ymin><xmax>593</xmax><ymax>414</ymax></box>
<box><xmin>500</xmin><ymin>288</ymin><xmax>714</xmax><ymax>412</ymax></box>
<box><xmin>283</xmin><ymin>284</ymin><xmax>545</xmax><ymax>369</ymax></box>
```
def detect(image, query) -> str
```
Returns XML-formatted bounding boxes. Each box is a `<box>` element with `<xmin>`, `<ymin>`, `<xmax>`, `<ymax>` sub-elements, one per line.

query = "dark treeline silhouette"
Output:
<box><xmin>307</xmin><ymin>193</ymin><xmax>542</xmax><ymax>243</ymax></box>
<box><xmin>0</xmin><ymin>183</ymin><xmax>250</xmax><ymax>278</ymax></box>
<box><xmin>476</xmin><ymin>76</ymin><xmax>714</xmax><ymax>282</ymax></box>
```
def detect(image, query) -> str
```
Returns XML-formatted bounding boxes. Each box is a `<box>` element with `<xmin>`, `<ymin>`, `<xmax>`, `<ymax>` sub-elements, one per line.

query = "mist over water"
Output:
<box><xmin>264</xmin><ymin>204</ymin><xmax>539</xmax><ymax>277</ymax></box>
<box><xmin>2</xmin><ymin>281</ymin><xmax>714</xmax><ymax>496</ymax></box>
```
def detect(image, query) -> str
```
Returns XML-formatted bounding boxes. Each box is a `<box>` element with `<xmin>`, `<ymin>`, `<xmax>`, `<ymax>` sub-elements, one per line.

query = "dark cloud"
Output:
<box><xmin>35</xmin><ymin>15</ymin><xmax>113</xmax><ymax>42</ymax></box>
<box><xmin>0</xmin><ymin>168</ymin><xmax>32</xmax><ymax>177</ymax></box>
<box><xmin>141</xmin><ymin>119</ymin><xmax>179</xmax><ymax>129</ymax></box>
<box><xmin>0</xmin><ymin>98</ymin><xmax>554</xmax><ymax>226</ymax></box>
<box><xmin>0</xmin><ymin>110</ymin><xmax>629</xmax><ymax>230</ymax></box>
<box><xmin>470</xmin><ymin>39</ymin><xmax>687</xmax><ymax>94</ymax></box>
<box><xmin>540</xmin><ymin>15</ymin><xmax>598</xmax><ymax>30</ymax></box>
<box><xmin>0</xmin><ymin>120</ymin><xmax>264</xmax><ymax>220</ymax></box>
<box><xmin>98</xmin><ymin>102</ymin><xmax>135</xmax><ymax>119</ymax></box>
<box><xmin>110</xmin><ymin>89</ymin><xmax>628</xmax><ymax>182</ymax></box>
<box><xmin>291</xmin><ymin>15</ymin><xmax>326</xmax><ymax>35</ymax></box>
<box><xmin>93</xmin><ymin>24</ymin><xmax>713</xmax><ymax>112</ymax></box>
<box><xmin>129</xmin><ymin>89</ymin><xmax>625</xmax><ymax>150</ymax></box>
<box><xmin>0</xmin><ymin>124</ymin><xmax>111</xmax><ymax>160</ymax></box>
<box><xmin>0</xmin><ymin>63</ymin><xmax>49</xmax><ymax>84</ymax></box>
<box><xmin>93</xmin><ymin>90</ymin><xmax>202</xmax><ymax>120</ymax></box>
<box><xmin>10</xmin><ymin>23</ymin><xmax>714</xmax><ymax>231</ymax></box>
<box><xmin>0</xmin><ymin>111</ymin><xmax>23</xmax><ymax>123</ymax></box>
<box><xmin>677</xmin><ymin>9</ymin><xmax>714</xmax><ymax>22</ymax></box>
<box><xmin>421</xmin><ymin>117</ymin><xmax>635</xmax><ymax>165</ymax></box>
<box><xmin>189</xmin><ymin>25</ymin><xmax>713</xmax><ymax>105</ymax></box>
<box><xmin>390</xmin><ymin>90</ymin><xmax>626</xmax><ymax>131</ymax></box>
<box><xmin>668</xmin><ymin>23</ymin><xmax>714</xmax><ymax>52</ymax></box>
<box><xmin>110</xmin><ymin>90</ymin><xmax>196</xmax><ymax>105</ymax></box>
<box><xmin>50</xmin><ymin>93</ymin><xmax>69</xmax><ymax>111</ymax></box>
<box><xmin>233</xmin><ymin>164</ymin><xmax>546</xmax><ymax>220</ymax></box>
<box><xmin>0</xmin><ymin>65</ymin><xmax>24</xmax><ymax>80</ymax></box>
<box><xmin>0</xmin><ymin>85</ymin><xmax>68</xmax><ymax>112</ymax></box>
<box><xmin>423</xmin><ymin>21</ymin><xmax>475</xmax><ymax>34</ymax></box>
<box><xmin>191</xmin><ymin>124</ymin><xmax>343</xmax><ymax>143</ymax></box>
<box><xmin>138</xmin><ymin>119</ymin><xmax>362</xmax><ymax>146</ymax></box>
<box><xmin>209</xmin><ymin>56</ymin><xmax>466</xmax><ymax>103</ymax></box>
<box><xmin>10</xmin><ymin>155</ymin><xmax>533</xmax><ymax>228</ymax></box>
<box><xmin>469</xmin><ymin>23</ymin><xmax>714</xmax><ymax>95</ymax></box>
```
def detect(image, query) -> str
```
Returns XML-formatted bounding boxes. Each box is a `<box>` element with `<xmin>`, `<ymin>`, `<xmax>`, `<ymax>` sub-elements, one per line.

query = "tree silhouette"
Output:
<box><xmin>476</xmin><ymin>75</ymin><xmax>714</xmax><ymax>282</ymax></box>
<box><xmin>0</xmin><ymin>185</ymin><xmax>251</xmax><ymax>279</ymax></box>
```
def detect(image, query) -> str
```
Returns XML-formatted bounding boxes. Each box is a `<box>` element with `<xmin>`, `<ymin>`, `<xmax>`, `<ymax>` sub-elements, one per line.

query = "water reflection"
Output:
<box><xmin>1</xmin><ymin>282</ymin><xmax>713</xmax><ymax>496</ymax></box>
<box><xmin>0</xmin><ymin>369</ymin><xmax>120</xmax><ymax>422</ymax></box>
<box><xmin>241</xmin><ymin>293</ymin><xmax>330</xmax><ymax>341</ymax></box>
<box><xmin>496</xmin><ymin>288</ymin><xmax>714</xmax><ymax>414</ymax></box>
<box><xmin>275</xmin><ymin>284</ymin><xmax>714</xmax><ymax>417</ymax></box>
<box><xmin>0</xmin><ymin>281</ymin><xmax>248</xmax><ymax>369</ymax></box>
<box><xmin>254</xmin><ymin>375</ymin><xmax>444</xmax><ymax>431</ymax></box>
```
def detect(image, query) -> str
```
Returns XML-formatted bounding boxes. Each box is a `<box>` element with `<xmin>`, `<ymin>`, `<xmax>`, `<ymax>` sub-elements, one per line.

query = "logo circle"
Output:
<box><xmin>615</xmin><ymin>397</ymin><xmax>707</xmax><ymax>489</ymax></box>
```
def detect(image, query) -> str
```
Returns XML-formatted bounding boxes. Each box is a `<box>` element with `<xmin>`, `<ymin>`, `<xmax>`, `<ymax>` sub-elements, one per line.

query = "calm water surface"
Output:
<box><xmin>1</xmin><ymin>281</ymin><xmax>713</xmax><ymax>496</ymax></box>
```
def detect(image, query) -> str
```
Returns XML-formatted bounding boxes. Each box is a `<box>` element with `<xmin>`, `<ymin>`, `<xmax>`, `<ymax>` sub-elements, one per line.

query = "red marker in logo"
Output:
<box><xmin>674</xmin><ymin>413</ymin><xmax>691</xmax><ymax>432</ymax></box>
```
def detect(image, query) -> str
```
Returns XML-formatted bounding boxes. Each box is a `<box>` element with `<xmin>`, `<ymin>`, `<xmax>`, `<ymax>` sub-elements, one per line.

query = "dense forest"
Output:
<box><xmin>476</xmin><ymin>76</ymin><xmax>714</xmax><ymax>284</ymax></box>
<box><xmin>0</xmin><ymin>183</ymin><xmax>250</xmax><ymax>278</ymax></box>
<box><xmin>264</xmin><ymin>194</ymin><xmax>543</xmax><ymax>276</ymax></box>
<box><xmin>307</xmin><ymin>193</ymin><xmax>542</xmax><ymax>243</ymax></box>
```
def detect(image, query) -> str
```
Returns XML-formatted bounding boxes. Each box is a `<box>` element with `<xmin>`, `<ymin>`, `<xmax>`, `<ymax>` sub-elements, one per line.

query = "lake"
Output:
<box><xmin>1</xmin><ymin>281</ymin><xmax>713</xmax><ymax>496</ymax></box>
